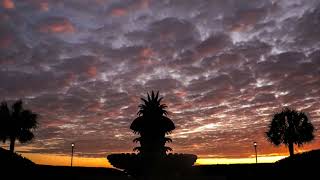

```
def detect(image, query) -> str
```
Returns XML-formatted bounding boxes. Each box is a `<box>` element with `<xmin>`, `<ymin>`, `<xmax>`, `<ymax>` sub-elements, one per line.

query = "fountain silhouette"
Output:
<box><xmin>107</xmin><ymin>91</ymin><xmax>197</xmax><ymax>179</ymax></box>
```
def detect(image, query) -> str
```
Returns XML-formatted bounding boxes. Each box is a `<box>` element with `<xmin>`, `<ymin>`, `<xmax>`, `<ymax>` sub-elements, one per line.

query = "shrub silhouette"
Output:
<box><xmin>0</xmin><ymin>100</ymin><xmax>38</xmax><ymax>152</ymax></box>
<box><xmin>276</xmin><ymin>149</ymin><xmax>320</xmax><ymax>165</ymax></box>
<box><xmin>266</xmin><ymin>108</ymin><xmax>314</xmax><ymax>157</ymax></box>
<box><xmin>0</xmin><ymin>147</ymin><xmax>35</xmax><ymax>168</ymax></box>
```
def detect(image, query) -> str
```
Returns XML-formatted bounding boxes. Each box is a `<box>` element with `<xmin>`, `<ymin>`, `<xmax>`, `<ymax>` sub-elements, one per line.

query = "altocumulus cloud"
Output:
<box><xmin>0</xmin><ymin>0</ymin><xmax>319</xmax><ymax>158</ymax></box>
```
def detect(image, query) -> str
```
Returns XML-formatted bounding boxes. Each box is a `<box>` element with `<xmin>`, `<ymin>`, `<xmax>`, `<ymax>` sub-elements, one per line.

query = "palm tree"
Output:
<box><xmin>130</xmin><ymin>91</ymin><xmax>175</xmax><ymax>156</ymax></box>
<box><xmin>0</xmin><ymin>100</ymin><xmax>38</xmax><ymax>152</ymax></box>
<box><xmin>266</xmin><ymin>108</ymin><xmax>314</xmax><ymax>157</ymax></box>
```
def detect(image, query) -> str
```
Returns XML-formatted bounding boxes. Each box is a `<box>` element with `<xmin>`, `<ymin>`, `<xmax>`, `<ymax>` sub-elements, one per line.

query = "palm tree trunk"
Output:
<box><xmin>288</xmin><ymin>142</ymin><xmax>294</xmax><ymax>157</ymax></box>
<box><xmin>9</xmin><ymin>137</ymin><xmax>16</xmax><ymax>153</ymax></box>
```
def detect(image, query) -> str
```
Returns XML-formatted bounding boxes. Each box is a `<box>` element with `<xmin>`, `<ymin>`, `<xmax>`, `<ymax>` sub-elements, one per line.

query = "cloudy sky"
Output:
<box><xmin>1</xmin><ymin>0</ymin><xmax>320</xmax><ymax>165</ymax></box>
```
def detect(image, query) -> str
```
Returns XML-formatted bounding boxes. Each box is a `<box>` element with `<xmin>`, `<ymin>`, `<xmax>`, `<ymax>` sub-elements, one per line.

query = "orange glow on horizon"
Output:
<box><xmin>21</xmin><ymin>153</ymin><xmax>289</xmax><ymax>168</ymax></box>
<box><xmin>196</xmin><ymin>155</ymin><xmax>286</xmax><ymax>165</ymax></box>
<box><xmin>22</xmin><ymin>153</ymin><xmax>112</xmax><ymax>168</ymax></box>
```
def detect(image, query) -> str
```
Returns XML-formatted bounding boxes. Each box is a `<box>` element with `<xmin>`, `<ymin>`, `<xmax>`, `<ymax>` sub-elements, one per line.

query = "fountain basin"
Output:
<box><xmin>107</xmin><ymin>153</ymin><xmax>197</xmax><ymax>176</ymax></box>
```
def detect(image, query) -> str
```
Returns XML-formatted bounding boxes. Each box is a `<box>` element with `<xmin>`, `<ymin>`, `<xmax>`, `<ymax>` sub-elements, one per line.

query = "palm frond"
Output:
<box><xmin>164</xmin><ymin>146</ymin><xmax>172</xmax><ymax>152</ymax></box>
<box><xmin>133</xmin><ymin>147</ymin><xmax>141</xmax><ymax>152</ymax></box>
<box><xmin>164</xmin><ymin>137</ymin><xmax>172</xmax><ymax>143</ymax></box>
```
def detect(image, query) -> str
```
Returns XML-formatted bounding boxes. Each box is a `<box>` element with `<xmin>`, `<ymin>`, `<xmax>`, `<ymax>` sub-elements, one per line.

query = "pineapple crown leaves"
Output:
<box><xmin>137</xmin><ymin>91</ymin><xmax>168</xmax><ymax>116</ymax></box>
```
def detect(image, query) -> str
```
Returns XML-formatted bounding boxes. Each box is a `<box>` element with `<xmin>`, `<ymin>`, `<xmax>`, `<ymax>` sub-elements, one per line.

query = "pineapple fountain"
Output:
<box><xmin>107</xmin><ymin>91</ymin><xmax>197</xmax><ymax>179</ymax></box>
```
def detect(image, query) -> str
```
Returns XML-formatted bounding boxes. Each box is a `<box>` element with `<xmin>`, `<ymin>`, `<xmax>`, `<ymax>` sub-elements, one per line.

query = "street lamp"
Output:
<box><xmin>253</xmin><ymin>142</ymin><xmax>257</xmax><ymax>164</ymax></box>
<box><xmin>71</xmin><ymin>143</ymin><xmax>75</xmax><ymax>167</ymax></box>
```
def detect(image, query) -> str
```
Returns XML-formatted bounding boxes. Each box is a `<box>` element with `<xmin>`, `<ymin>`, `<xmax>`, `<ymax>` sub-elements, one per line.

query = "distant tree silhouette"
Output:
<box><xmin>0</xmin><ymin>102</ymin><xmax>9</xmax><ymax>143</ymax></box>
<box><xmin>130</xmin><ymin>91</ymin><xmax>175</xmax><ymax>156</ymax></box>
<box><xmin>0</xmin><ymin>102</ymin><xmax>10</xmax><ymax>145</ymax></box>
<box><xmin>266</xmin><ymin>108</ymin><xmax>314</xmax><ymax>157</ymax></box>
<box><xmin>0</xmin><ymin>100</ymin><xmax>38</xmax><ymax>152</ymax></box>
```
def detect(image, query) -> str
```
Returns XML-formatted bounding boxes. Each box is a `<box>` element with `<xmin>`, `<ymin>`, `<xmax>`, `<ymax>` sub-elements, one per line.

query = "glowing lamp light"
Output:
<box><xmin>253</xmin><ymin>141</ymin><xmax>257</xmax><ymax>163</ymax></box>
<box><xmin>71</xmin><ymin>142</ymin><xmax>75</xmax><ymax>167</ymax></box>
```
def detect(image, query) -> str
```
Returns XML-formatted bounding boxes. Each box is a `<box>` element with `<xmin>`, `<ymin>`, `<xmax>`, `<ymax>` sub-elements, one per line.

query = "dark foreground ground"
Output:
<box><xmin>1</xmin><ymin>148</ymin><xmax>319</xmax><ymax>180</ymax></box>
<box><xmin>1</xmin><ymin>162</ymin><xmax>319</xmax><ymax>180</ymax></box>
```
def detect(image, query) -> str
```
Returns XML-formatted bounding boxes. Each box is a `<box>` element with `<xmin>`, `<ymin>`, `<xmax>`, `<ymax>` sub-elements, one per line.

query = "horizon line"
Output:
<box><xmin>20</xmin><ymin>152</ymin><xmax>290</xmax><ymax>168</ymax></box>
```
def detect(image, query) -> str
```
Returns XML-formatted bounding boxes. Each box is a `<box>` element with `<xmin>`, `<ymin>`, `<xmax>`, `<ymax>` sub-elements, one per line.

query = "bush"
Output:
<box><xmin>0</xmin><ymin>147</ymin><xmax>35</xmax><ymax>169</ymax></box>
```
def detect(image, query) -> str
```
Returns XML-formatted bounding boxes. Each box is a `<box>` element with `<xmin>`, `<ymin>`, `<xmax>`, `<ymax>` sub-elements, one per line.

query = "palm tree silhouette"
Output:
<box><xmin>130</xmin><ymin>91</ymin><xmax>175</xmax><ymax>156</ymax></box>
<box><xmin>0</xmin><ymin>100</ymin><xmax>38</xmax><ymax>152</ymax></box>
<box><xmin>266</xmin><ymin>108</ymin><xmax>314</xmax><ymax>157</ymax></box>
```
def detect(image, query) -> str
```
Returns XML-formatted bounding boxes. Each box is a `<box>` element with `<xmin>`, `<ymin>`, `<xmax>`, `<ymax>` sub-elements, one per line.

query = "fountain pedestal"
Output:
<box><xmin>108</xmin><ymin>153</ymin><xmax>197</xmax><ymax>178</ymax></box>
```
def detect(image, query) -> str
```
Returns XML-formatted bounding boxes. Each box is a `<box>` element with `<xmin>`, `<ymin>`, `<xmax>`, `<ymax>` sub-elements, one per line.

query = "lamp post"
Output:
<box><xmin>71</xmin><ymin>143</ymin><xmax>75</xmax><ymax>167</ymax></box>
<box><xmin>253</xmin><ymin>142</ymin><xmax>257</xmax><ymax>164</ymax></box>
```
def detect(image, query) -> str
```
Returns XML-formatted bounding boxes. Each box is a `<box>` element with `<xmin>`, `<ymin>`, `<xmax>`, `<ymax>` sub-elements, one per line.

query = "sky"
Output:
<box><xmin>1</xmin><ymin>0</ymin><xmax>320</xmax><ymax>167</ymax></box>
